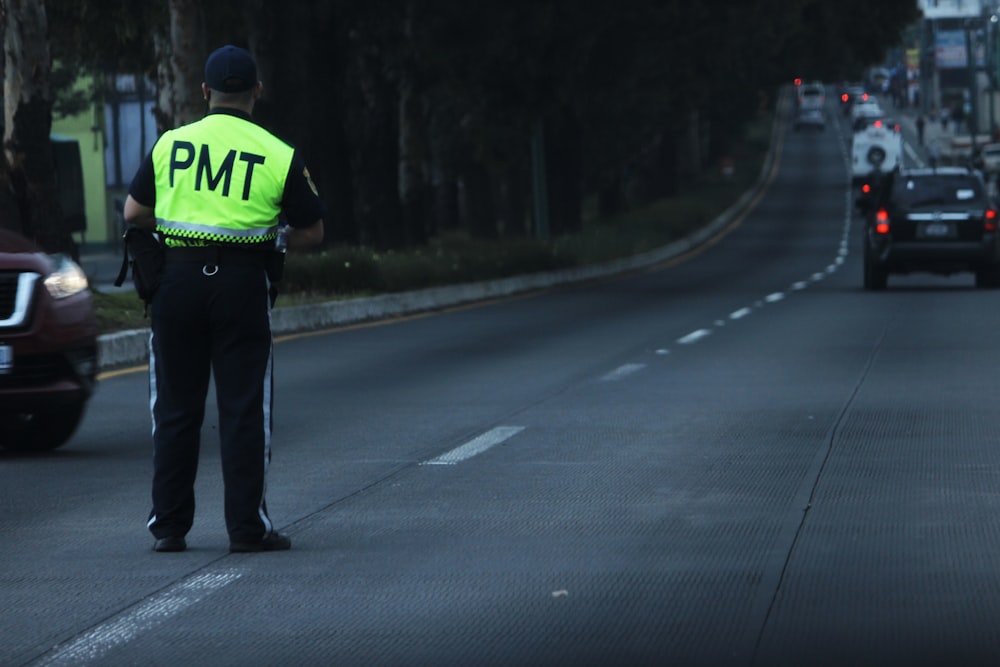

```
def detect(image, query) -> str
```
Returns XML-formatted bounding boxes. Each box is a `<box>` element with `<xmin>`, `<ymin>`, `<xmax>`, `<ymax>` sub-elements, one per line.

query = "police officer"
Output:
<box><xmin>123</xmin><ymin>45</ymin><xmax>325</xmax><ymax>553</ymax></box>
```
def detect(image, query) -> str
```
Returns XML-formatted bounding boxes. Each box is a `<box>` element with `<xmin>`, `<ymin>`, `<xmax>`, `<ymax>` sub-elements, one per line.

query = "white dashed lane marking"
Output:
<box><xmin>601</xmin><ymin>363</ymin><xmax>646</xmax><ymax>381</ymax></box>
<box><xmin>422</xmin><ymin>426</ymin><xmax>525</xmax><ymax>465</ymax></box>
<box><xmin>678</xmin><ymin>329</ymin><xmax>712</xmax><ymax>344</ymax></box>
<box><xmin>598</xmin><ymin>105</ymin><xmax>857</xmax><ymax>385</ymax></box>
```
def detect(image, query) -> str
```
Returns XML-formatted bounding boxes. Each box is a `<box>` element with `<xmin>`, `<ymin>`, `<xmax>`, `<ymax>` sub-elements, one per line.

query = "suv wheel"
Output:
<box><xmin>863</xmin><ymin>242</ymin><xmax>888</xmax><ymax>290</ymax></box>
<box><xmin>0</xmin><ymin>403</ymin><xmax>87</xmax><ymax>452</ymax></box>
<box><xmin>975</xmin><ymin>264</ymin><xmax>1000</xmax><ymax>288</ymax></box>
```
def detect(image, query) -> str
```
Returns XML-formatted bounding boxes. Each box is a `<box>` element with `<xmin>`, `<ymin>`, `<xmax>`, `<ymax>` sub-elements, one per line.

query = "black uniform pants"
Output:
<box><xmin>146</xmin><ymin>259</ymin><xmax>275</xmax><ymax>543</ymax></box>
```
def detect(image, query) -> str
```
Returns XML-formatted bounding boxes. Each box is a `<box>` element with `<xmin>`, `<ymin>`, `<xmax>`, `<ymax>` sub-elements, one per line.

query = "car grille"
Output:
<box><xmin>0</xmin><ymin>352</ymin><xmax>74</xmax><ymax>389</ymax></box>
<box><xmin>0</xmin><ymin>272</ymin><xmax>38</xmax><ymax>330</ymax></box>
<box><xmin>0</xmin><ymin>273</ymin><xmax>20</xmax><ymax>319</ymax></box>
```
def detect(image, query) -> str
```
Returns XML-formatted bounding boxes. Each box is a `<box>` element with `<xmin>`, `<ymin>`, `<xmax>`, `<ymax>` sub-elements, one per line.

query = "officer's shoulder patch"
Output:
<box><xmin>303</xmin><ymin>167</ymin><xmax>319</xmax><ymax>196</ymax></box>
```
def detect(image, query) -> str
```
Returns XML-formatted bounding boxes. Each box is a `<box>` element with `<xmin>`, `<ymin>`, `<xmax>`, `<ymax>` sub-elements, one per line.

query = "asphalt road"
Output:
<box><xmin>7</xmin><ymin>96</ymin><xmax>1000</xmax><ymax>666</ymax></box>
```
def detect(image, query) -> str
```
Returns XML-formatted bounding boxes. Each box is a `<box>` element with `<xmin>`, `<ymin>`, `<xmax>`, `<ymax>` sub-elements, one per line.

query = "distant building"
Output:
<box><xmin>915</xmin><ymin>0</ymin><xmax>1000</xmax><ymax>134</ymax></box>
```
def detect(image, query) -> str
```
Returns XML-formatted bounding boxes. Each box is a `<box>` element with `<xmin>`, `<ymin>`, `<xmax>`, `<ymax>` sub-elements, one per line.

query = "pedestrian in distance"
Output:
<box><xmin>916</xmin><ymin>114</ymin><xmax>925</xmax><ymax>145</ymax></box>
<box><xmin>928</xmin><ymin>139</ymin><xmax>941</xmax><ymax>168</ymax></box>
<box><xmin>123</xmin><ymin>44</ymin><xmax>326</xmax><ymax>554</ymax></box>
<box><xmin>952</xmin><ymin>103</ymin><xmax>965</xmax><ymax>135</ymax></box>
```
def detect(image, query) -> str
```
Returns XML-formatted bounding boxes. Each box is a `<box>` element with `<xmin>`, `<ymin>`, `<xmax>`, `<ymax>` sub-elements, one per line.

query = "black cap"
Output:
<box><xmin>204</xmin><ymin>45</ymin><xmax>257</xmax><ymax>93</ymax></box>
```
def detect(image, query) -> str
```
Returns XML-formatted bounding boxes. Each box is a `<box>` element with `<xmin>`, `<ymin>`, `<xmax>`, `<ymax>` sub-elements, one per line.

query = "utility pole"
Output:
<box><xmin>530</xmin><ymin>118</ymin><xmax>549</xmax><ymax>241</ymax></box>
<box><xmin>966</xmin><ymin>19</ymin><xmax>980</xmax><ymax>151</ymax></box>
<box><xmin>992</xmin><ymin>13</ymin><xmax>1000</xmax><ymax>137</ymax></box>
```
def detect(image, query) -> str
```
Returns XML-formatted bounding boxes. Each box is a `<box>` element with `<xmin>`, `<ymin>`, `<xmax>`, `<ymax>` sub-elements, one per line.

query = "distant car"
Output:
<box><xmin>980</xmin><ymin>143</ymin><xmax>1000</xmax><ymax>173</ymax></box>
<box><xmin>840</xmin><ymin>85</ymin><xmax>868</xmax><ymax>114</ymax></box>
<box><xmin>851</xmin><ymin>117</ymin><xmax>903</xmax><ymax>185</ymax></box>
<box><xmin>850</xmin><ymin>98</ymin><xmax>884</xmax><ymax>123</ymax></box>
<box><xmin>797</xmin><ymin>82</ymin><xmax>826</xmax><ymax>111</ymax></box>
<box><xmin>793</xmin><ymin>108</ymin><xmax>826</xmax><ymax>131</ymax></box>
<box><xmin>0</xmin><ymin>229</ymin><xmax>98</xmax><ymax>451</ymax></box>
<box><xmin>860</xmin><ymin>167</ymin><xmax>1000</xmax><ymax>290</ymax></box>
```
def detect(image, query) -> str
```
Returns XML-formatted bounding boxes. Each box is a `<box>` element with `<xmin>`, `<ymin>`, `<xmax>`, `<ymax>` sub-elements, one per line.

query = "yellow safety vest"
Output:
<box><xmin>151</xmin><ymin>112</ymin><xmax>295</xmax><ymax>247</ymax></box>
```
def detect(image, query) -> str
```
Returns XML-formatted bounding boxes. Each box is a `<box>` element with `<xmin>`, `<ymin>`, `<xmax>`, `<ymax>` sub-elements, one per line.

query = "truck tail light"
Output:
<box><xmin>875</xmin><ymin>209</ymin><xmax>890</xmax><ymax>234</ymax></box>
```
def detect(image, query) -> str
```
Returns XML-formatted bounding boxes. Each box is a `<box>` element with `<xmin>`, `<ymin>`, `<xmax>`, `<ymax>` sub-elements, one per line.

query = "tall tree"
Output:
<box><xmin>153</xmin><ymin>0</ymin><xmax>206</xmax><ymax>133</ymax></box>
<box><xmin>1</xmin><ymin>0</ymin><xmax>71</xmax><ymax>255</ymax></box>
<box><xmin>9</xmin><ymin>0</ymin><xmax>924</xmax><ymax>254</ymax></box>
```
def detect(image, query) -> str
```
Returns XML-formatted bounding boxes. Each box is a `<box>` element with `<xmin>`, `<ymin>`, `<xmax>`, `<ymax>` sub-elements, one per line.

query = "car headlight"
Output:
<box><xmin>44</xmin><ymin>253</ymin><xmax>90</xmax><ymax>299</ymax></box>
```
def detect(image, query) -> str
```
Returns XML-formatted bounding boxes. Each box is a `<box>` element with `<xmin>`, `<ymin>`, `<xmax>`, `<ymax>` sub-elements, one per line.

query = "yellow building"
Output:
<box><xmin>51</xmin><ymin>77</ymin><xmax>111</xmax><ymax>246</ymax></box>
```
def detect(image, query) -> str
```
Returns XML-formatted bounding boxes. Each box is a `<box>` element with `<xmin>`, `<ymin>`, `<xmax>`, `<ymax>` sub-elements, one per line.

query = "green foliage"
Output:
<box><xmin>280</xmin><ymin>237</ymin><xmax>575</xmax><ymax>297</ymax></box>
<box><xmin>46</xmin><ymin>0</ymin><xmax>164</xmax><ymax>76</ymax></box>
<box><xmin>91</xmin><ymin>289</ymin><xmax>151</xmax><ymax>332</ymax></box>
<box><xmin>35</xmin><ymin>1</ymin><xmax>920</xmax><ymax>260</ymax></box>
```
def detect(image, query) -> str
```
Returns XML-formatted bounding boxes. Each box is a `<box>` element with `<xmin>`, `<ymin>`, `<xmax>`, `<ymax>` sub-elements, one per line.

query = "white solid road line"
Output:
<box><xmin>36</xmin><ymin>570</ymin><xmax>243</xmax><ymax>666</ymax></box>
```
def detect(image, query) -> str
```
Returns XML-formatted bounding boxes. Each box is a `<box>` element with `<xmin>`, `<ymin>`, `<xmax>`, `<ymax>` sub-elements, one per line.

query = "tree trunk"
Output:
<box><xmin>460</xmin><ymin>160</ymin><xmax>496</xmax><ymax>239</ymax></box>
<box><xmin>495</xmin><ymin>160</ymin><xmax>530</xmax><ymax>238</ymax></box>
<box><xmin>426</xmin><ymin>88</ymin><xmax>461</xmax><ymax>238</ymax></box>
<box><xmin>430</xmin><ymin>169</ymin><xmax>459</xmax><ymax>237</ymax></box>
<box><xmin>398</xmin><ymin>68</ymin><xmax>430</xmax><ymax>246</ymax></box>
<box><xmin>597</xmin><ymin>172</ymin><xmax>625</xmax><ymax>219</ymax></box>
<box><xmin>347</xmin><ymin>27</ymin><xmax>402</xmax><ymax>250</ymax></box>
<box><xmin>544</xmin><ymin>107</ymin><xmax>582</xmax><ymax>237</ymax></box>
<box><xmin>395</xmin><ymin>2</ymin><xmax>430</xmax><ymax>246</ymax></box>
<box><xmin>2</xmin><ymin>0</ymin><xmax>73</xmax><ymax>255</ymax></box>
<box><xmin>246</xmin><ymin>0</ymin><xmax>350</xmax><ymax>246</ymax></box>
<box><xmin>152</xmin><ymin>0</ymin><xmax>205</xmax><ymax>134</ymax></box>
<box><xmin>676</xmin><ymin>108</ymin><xmax>701</xmax><ymax>181</ymax></box>
<box><xmin>0</xmin><ymin>5</ymin><xmax>14</xmax><ymax>233</ymax></box>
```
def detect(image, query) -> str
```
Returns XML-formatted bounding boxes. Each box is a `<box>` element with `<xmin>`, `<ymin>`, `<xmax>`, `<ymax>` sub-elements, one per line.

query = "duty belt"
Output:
<box><xmin>165</xmin><ymin>245</ymin><xmax>273</xmax><ymax>269</ymax></box>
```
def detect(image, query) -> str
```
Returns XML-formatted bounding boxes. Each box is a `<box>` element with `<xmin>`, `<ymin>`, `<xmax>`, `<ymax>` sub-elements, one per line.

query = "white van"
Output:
<box><xmin>851</xmin><ymin>119</ymin><xmax>902</xmax><ymax>184</ymax></box>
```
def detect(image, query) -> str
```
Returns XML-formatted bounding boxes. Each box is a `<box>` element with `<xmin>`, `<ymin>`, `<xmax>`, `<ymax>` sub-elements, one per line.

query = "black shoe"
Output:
<box><xmin>153</xmin><ymin>536</ymin><xmax>187</xmax><ymax>552</ymax></box>
<box><xmin>229</xmin><ymin>531</ymin><xmax>291</xmax><ymax>553</ymax></box>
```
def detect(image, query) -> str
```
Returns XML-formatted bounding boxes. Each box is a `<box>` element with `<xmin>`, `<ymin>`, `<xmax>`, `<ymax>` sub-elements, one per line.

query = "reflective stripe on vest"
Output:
<box><xmin>151</xmin><ymin>113</ymin><xmax>295</xmax><ymax>246</ymax></box>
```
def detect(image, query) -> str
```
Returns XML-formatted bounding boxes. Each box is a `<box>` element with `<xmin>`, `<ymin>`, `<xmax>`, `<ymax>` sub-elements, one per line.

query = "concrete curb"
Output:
<box><xmin>97</xmin><ymin>99</ymin><xmax>781</xmax><ymax>371</ymax></box>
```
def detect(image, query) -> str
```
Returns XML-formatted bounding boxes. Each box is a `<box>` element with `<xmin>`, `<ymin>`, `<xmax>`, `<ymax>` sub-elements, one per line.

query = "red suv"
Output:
<box><xmin>0</xmin><ymin>229</ymin><xmax>98</xmax><ymax>451</ymax></box>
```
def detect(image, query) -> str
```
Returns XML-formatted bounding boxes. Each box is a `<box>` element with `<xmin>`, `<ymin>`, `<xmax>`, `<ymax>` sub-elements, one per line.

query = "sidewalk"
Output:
<box><xmin>891</xmin><ymin>101</ymin><xmax>994</xmax><ymax>168</ymax></box>
<box><xmin>886</xmin><ymin>101</ymin><xmax>942</xmax><ymax>167</ymax></box>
